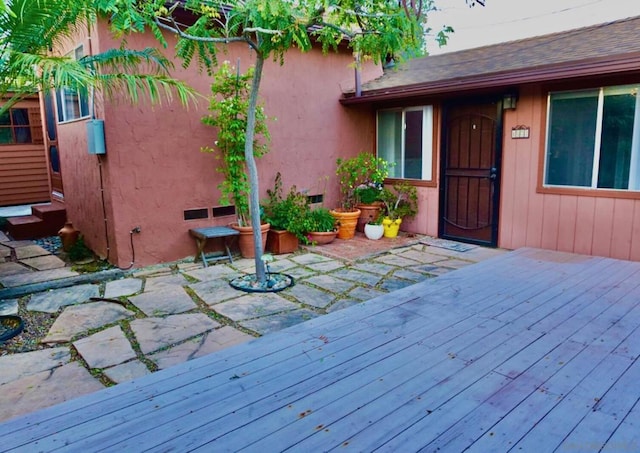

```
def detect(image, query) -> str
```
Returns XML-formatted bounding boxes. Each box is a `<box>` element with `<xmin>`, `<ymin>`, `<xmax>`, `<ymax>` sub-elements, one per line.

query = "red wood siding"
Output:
<box><xmin>499</xmin><ymin>84</ymin><xmax>640</xmax><ymax>261</ymax></box>
<box><xmin>0</xmin><ymin>144</ymin><xmax>49</xmax><ymax>206</ymax></box>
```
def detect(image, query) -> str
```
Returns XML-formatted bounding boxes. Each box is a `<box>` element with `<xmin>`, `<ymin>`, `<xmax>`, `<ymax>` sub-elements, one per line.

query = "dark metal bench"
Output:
<box><xmin>188</xmin><ymin>227</ymin><xmax>239</xmax><ymax>267</ymax></box>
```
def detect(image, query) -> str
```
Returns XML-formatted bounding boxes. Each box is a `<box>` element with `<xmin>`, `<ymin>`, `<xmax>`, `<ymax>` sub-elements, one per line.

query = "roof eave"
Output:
<box><xmin>340</xmin><ymin>52</ymin><xmax>640</xmax><ymax>105</ymax></box>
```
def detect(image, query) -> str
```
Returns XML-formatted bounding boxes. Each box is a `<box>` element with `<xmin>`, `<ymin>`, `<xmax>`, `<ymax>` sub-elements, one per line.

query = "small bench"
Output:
<box><xmin>189</xmin><ymin>227</ymin><xmax>239</xmax><ymax>267</ymax></box>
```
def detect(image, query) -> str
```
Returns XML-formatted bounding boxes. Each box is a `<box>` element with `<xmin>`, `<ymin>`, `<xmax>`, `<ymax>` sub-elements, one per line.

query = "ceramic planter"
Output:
<box><xmin>307</xmin><ymin>230</ymin><xmax>337</xmax><ymax>245</ymax></box>
<box><xmin>355</xmin><ymin>203</ymin><xmax>382</xmax><ymax>233</ymax></box>
<box><xmin>364</xmin><ymin>223</ymin><xmax>384</xmax><ymax>240</ymax></box>
<box><xmin>329</xmin><ymin>208</ymin><xmax>361</xmax><ymax>240</ymax></box>
<box><xmin>266</xmin><ymin>229</ymin><xmax>299</xmax><ymax>254</ymax></box>
<box><xmin>382</xmin><ymin>217</ymin><xmax>402</xmax><ymax>238</ymax></box>
<box><xmin>231</xmin><ymin>223</ymin><xmax>270</xmax><ymax>258</ymax></box>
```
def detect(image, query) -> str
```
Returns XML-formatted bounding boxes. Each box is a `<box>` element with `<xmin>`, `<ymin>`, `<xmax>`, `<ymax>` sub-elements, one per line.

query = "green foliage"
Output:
<box><xmin>336</xmin><ymin>152</ymin><xmax>390</xmax><ymax>210</ymax></box>
<box><xmin>304</xmin><ymin>208</ymin><xmax>337</xmax><ymax>234</ymax></box>
<box><xmin>201</xmin><ymin>61</ymin><xmax>270</xmax><ymax>226</ymax></box>
<box><xmin>262</xmin><ymin>172</ymin><xmax>311</xmax><ymax>241</ymax></box>
<box><xmin>380</xmin><ymin>181</ymin><xmax>419</xmax><ymax>220</ymax></box>
<box><xmin>67</xmin><ymin>235</ymin><xmax>94</xmax><ymax>262</ymax></box>
<box><xmin>0</xmin><ymin>0</ymin><xmax>197</xmax><ymax>113</ymax></box>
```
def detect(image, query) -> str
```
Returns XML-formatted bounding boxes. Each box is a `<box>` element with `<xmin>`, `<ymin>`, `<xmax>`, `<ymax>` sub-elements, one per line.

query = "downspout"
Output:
<box><xmin>354</xmin><ymin>52</ymin><xmax>361</xmax><ymax>97</ymax></box>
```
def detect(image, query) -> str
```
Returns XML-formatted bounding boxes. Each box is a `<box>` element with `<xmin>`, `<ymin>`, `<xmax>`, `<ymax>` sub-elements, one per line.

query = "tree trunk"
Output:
<box><xmin>246</xmin><ymin>54</ymin><xmax>266</xmax><ymax>283</ymax></box>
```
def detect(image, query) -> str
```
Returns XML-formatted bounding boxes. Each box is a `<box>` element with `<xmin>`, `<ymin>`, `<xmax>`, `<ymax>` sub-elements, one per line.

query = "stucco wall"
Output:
<box><xmin>61</xmin><ymin>21</ymin><xmax>380</xmax><ymax>267</ymax></box>
<box><xmin>499</xmin><ymin>84</ymin><xmax>640</xmax><ymax>261</ymax></box>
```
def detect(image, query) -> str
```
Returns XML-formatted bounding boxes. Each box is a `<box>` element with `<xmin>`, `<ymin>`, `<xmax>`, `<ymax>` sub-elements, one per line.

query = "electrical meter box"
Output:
<box><xmin>87</xmin><ymin>119</ymin><xmax>106</xmax><ymax>155</ymax></box>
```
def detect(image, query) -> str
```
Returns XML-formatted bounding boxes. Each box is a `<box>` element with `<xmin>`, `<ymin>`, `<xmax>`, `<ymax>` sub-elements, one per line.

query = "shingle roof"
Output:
<box><xmin>343</xmin><ymin>16</ymin><xmax>640</xmax><ymax>103</ymax></box>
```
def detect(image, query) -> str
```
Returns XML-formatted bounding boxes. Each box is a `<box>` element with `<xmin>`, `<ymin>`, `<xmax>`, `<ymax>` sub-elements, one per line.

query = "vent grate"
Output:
<box><xmin>184</xmin><ymin>208</ymin><xmax>209</xmax><ymax>221</ymax></box>
<box><xmin>212</xmin><ymin>205</ymin><xmax>236</xmax><ymax>218</ymax></box>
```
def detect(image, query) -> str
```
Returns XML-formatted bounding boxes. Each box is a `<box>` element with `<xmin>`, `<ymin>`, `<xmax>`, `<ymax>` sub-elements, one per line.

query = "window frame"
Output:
<box><xmin>542</xmin><ymin>84</ymin><xmax>640</xmax><ymax>195</ymax></box>
<box><xmin>0</xmin><ymin>107</ymin><xmax>33</xmax><ymax>145</ymax></box>
<box><xmin>376</xmin><ymin>105</ymin><xmax>436</xmax><ymax>186</ymax></box>
<box><xmin>56</xmin><ymin>45</ymin><xmax>90</xmax><ymax>124</ymax></box>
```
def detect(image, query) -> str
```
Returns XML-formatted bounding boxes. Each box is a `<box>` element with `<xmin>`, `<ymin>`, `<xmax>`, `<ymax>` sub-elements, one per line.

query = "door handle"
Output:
<box><xmin>490</xmin><ymin>167</ymin><xmax>497</xmax><ymax>180</ymax></box>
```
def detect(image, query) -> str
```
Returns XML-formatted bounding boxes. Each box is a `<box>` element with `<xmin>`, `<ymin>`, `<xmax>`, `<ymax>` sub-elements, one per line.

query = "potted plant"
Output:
<box><xmin>380</xmin><ymin>181</ymin><xmax>418</xmax><ymax>238</ymax></box>
<box><xmin>332</xmin><ymin>152</ymin><xmax>390</xmax><ymax>239</ymax></box>
<box><xmin>305</xmin><ymin>208</ymin><xmax>338</xmax><ymax>245</ymax></box>
<box><xmin>262</xmin><ymin>173</ymin><xmax>310</xmax><ymax>254</ymax></box>
<box><xmin>201</xmin><ymin>62</ymin><xmax>271</xmax><ymax>258</ymax></box>
<box><xmin>364</xmin><ymin>212</ymin><xmax>384</xmax><ymax>240</ymax></box>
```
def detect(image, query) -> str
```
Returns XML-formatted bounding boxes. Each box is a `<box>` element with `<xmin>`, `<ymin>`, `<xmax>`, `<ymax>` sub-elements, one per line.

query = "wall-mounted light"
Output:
<box><xmin>502</xmin><ymin>92</ymin><xmax>518</xmax><ymax>110</ymax></box>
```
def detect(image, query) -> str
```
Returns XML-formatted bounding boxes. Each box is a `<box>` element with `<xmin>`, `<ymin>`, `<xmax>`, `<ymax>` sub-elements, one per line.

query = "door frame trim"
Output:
<box><xmin>438</xmin><ymin>95</ymin><xmax>505</xmax><ymax>247</ymax></box>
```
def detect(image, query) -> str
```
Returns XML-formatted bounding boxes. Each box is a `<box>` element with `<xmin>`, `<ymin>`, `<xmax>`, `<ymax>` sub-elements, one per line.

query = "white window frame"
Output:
<box><xmin>56</xmin><ymin>46</ymin><xmax>90</xmax><ymax>124</ymax></box>
<box><xmin>543</xmin><ymin>84</ymin><xmax>640</xmax><ymax>191</ymax></box>
<box><xmin>376</xmin><ymin>105</ymin><xmax>433</xmax><ymax>181</ymax></box>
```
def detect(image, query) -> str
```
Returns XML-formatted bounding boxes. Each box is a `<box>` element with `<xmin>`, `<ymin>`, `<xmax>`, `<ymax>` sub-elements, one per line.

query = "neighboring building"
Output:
<box><xmin>342</xmin><ymin>16</ymin><xmax>640</xmax><ymax>261</ymax></box>
<box><xmin>42</xmin><ymin>18</ymin><xmax>380</xmax><ymax>267</ymax></box>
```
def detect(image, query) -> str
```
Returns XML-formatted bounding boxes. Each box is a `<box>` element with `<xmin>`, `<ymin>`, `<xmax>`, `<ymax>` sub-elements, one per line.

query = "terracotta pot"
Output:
<box><xmin>382</xmin><ymin>217</ymin><xmax>402</xmax><ymax>238</ymax></box>
<box><xmin>58</xmin><ymin>221</ymin><xmax>79</xmax><ymax>252</ymax></box>
<box><xmin>307</xmin><ymin>231</ymin><xmax>337</xmax><ymax>245</ymax></box>
<box><xmin>355</xmin><ymin>203</ymin><xmax>382</xmax><ymax>233</ymax></box>
<box><xmin>266</xmin><ymin>229</ymin><xmax>299</xmax><ymax>254</ymax></box>
<box><xmin>329</xmin><ymin>208</ymin><xmax>361</xmax><ymax>240</ymax></box>
<box><xmin>231</xmin><ymin>223</ymin><xmax>270</xmax><ymax>258</ymax></box>
<box><xmin>364</xmin><ymin>223</ymin><xmax>384</xmax><ymax>240</ymax></box>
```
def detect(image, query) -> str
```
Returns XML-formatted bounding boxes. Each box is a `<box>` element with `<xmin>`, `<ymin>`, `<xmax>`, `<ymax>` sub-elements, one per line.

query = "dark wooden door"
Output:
<box><xmin>440</xmin><ymin>100</ymin><xmax>502</xmax><ymax>246</ymax></box>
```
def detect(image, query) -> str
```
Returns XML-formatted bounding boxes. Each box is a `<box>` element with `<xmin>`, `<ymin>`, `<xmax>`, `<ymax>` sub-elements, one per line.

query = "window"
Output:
<box><xmin>544</xmin><ymin>84</ymin><xmax>640</xmax><ymax>191</ymax></box>
<box><xmin>377</xmin><ymin>106</ymin><xmax>433</xmax><ymax>181</ymax></box>
<box><xmin>56</xmin><ymin>46</ymin><xmax>89</xmax><ymax>123</ymax></box>
<box><xmin>0</xmin><ymin>108</ymin><xmax>32</xmax><ymax>144</ymax></box>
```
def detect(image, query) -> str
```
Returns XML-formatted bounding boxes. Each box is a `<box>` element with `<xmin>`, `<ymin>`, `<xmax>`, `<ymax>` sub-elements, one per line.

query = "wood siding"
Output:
<box><xmin>0</xmin><ymin>100</ymin><xmax>49</xmax><ymax>207</ymax></box>
<box><xmin>499</xmin><ymin>84</ymin><xmax>640</xmax><ymax>261</ymax></box>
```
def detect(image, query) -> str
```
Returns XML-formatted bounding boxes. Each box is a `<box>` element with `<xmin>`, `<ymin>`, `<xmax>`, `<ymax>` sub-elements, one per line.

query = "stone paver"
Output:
<box><xmin>415</xmin><ymin>264</ymin><xmax>451</xmax><ymax>276</ymax></box>
<box><xmin>129</xmin><ymin>286</ymin><xmax>197</xmax><ymax>316</ymax></box>
<box><xmin>375</xmin><ymin>254</ymin><xmax>421</xmax><ymax>268</ymax></box>
<box><xmin>0</xmin><ymin>298</ymin><xmax>18</xmax><ymax>315</ymax></box>
<box><xmin>149</xmin><ymin>327</ymin><xmax>253</xmax><ymax>370</ymax></box>
<box><xmin>42</xmin><ymin>302</ymin><xmax>135</xmax><ymax>343</ymax></box>
<box><xmin>352</xmin><ymin>261</ymin><xmax>396</xmax><ymax>276</ymax></box>
<box><xmin>304</xmin><ymin>275</ymin><xmax>355</xmax><ymax>294</ymax></box>
<box><xmin>213</xmin><ymin>292</ymin><xmax>299</xmax><ymax>321</ymax></box>
<box><xmin>103</xmin><ymin>360</ymin><xmax>151</xmax><ymax>384</ymax></box>
<box><xmin>20</xmin><ymin>255</ymin><xmax>66</xmax><ymax>271</ymax></box>
<box><xmin>380</xmin><ymin>278</ymin><xmax>415</xmax><ymax>292</ymax></box>
<box><xmin>290</xmin><ymin>254</ymin><xmax>333</xmax><ymax>265</ymax></box>
<box><xmin>437</xmin><ymin>258</ymin><xmax>476</xmax><ymax>269</ymax></box>
<box><xmin>0</xmin><ymin>267</ymin><xmax>79</xmax><ymax>287</ymax></box>
<box><xmin>73</xmin><ymin>326</ymin><xmax>137</xmax><ymax>369</ymax></box>
<box><xmin>0</xmin><ymin>243</ymin><xmax>10</xmax><ymax>259</ymax></box>
<box><xmin>393</xmin><ymin>268</ymin><xmax>432</xmax><ymax>282</ymax></box>
<box><xmin>0</xmin><ymin>362</ymin><xmax>103</xmax><ymax>423</ymax></box>
<box><xmin>0</xmin><ymin>261</ymin><xmax>29</xmax><ymax>277</ymax></box>
<box><xmin>144</xmin><ymin>274</ymin><xmax>189</xmax><ymax>292</ymax></box>
<box><xmin>184</xmin><ymin>264</ymin><xmax>241</xmax><ymax>282</ymax></box>
<box><xmin>28</xmin><ymin>283</ymin><xmax>100</xmax><ymax>313</ymax></box>
<box><xmin>286</xmin><ymin>267</ymin><xmax>316</xmax><ymax>279</ymax></box>
<box><xmin>305</xmin><ymin>260</ymin><xmax>345</xmax><ymax>272</ymax></box>
<box><xmin>0</xmin><ymin>347</ymin><xmax>71</xmax><ymax>385</ymax></box>
<box><xmin>104</xmin><ymin>278</ymin><xmax>143</xmax><ymax>298</ymax></box>
<box><xmin>349</xmin><ymin>286</ymin><xmax>387</xmax><ymax>301</ymax></box>
<box><xmin>332</xmin><ymin>268</ymin><xmax>384</xmax><ymax>286</ymax></box>
<box><xmin>239</xmin><ymin>309</ymin><xmax>320</xmax><ymax>335</ymax></box>
<box><xmin>395</xmin><ymin>249</ymin><xmax>448</xmax><ymax>264</ymax></box>
<box><xmin>266</xmin><ymin>259</ymin><xmax>298</xmax><ymax>272</ymax></box>
<box><xmin>287</xmin><ymin>283</ymin><xmax>335</xmax><ymax>309</ymax></box>
<box><xmin>14</xmin><ymin>244</ymin><xmax>49</xmax><ymax>260</ymax></box>
<box><xmin>327</xmin><ymin>299</ymin><xmax>362</xmax><ymax>313</ymax></box>
<box><xmin>130</xmin><ymin>313</ymin><xmax>220</xmax><ymax>355</ymax></box>
<box><xmin>190</xmin><ymin>279</ymin><xmax>243</xmax><ymax>306</ymax></box>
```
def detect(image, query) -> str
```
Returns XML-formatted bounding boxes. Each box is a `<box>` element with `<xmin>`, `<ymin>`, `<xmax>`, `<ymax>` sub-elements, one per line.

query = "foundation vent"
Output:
<box><xmin>183</xmin><ymin>208</ymin><xmax>209</xmax><ymax>221</ymax></box>
<box><xmin>212</xmin><ymin>205</ymin><xmax>236</xmax><ymax>218</ymax></box>
<box><xmin>307</xmin><ymin>194</ymin><xmax>323</xmax><ymax>204</ymax></box>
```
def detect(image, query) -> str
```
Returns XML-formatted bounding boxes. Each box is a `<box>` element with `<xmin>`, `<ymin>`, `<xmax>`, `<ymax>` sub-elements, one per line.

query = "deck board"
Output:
<box><xmin>2</xmin><ymin>247</ymin><xmax>640</xmax><ymax>452</ymax></box>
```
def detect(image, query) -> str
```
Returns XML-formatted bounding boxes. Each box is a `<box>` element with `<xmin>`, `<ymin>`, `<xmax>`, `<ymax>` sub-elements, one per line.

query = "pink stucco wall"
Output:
<box><xmin>58</xmin><ymin>21</ymin><xmax>381</xmax><ymax>267</ymax></box>
<box><xmin>499</xmin><ymin>84</ymin><xmax>640</xmax><ymax>261</ymax></box>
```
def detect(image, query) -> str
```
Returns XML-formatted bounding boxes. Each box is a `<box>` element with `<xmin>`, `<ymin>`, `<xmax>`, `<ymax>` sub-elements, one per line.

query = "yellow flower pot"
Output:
<box><xmin>382</xmin><ymin>217</ymin><xmax>402</xmax><ymax>238</ymax></box>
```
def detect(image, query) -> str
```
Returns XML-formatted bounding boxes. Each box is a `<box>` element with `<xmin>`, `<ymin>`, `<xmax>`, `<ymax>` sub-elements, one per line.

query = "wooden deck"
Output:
<box><xmin>2</xmin><ymin>248</ymin><xmax>640</xmax><ymax>452</ymax></box>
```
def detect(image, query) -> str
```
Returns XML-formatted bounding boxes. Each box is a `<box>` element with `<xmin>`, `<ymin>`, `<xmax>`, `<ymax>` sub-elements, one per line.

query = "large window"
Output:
<box><xmin>0</xmin><ymin>108</ymin><xmax>32</xmax><ymax>144</ymax></box>
<box><xmin>544</xmin><ymin>84</ymin><xmax>640</xmax><ymax>191</ymax></box>
<box><xmin>377</xmin><ymin>106</ymin><xmax>433</xmax><ymax>181</ymax></box>
<box><xmin>56</xmin><ymin>46</ymin><xmax>89</xmax><ymax>123</ymax></box>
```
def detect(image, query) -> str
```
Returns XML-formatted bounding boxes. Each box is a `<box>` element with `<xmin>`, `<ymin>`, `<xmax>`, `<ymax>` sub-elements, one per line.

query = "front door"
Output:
<box><xmin>439</xmin><ymin>99</ymin><xmax>502</xmax><ymax>246</ymax></box>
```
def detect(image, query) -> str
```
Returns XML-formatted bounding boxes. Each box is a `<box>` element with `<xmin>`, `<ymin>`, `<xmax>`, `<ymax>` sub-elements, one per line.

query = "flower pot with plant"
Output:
<box><xmin>201</xmin><ymin>62</ymin><xmax>271</xmax><ymax>258</ymax></box>
<box><xmin>263</xmin><ymin>172</ymin><xmax>311</xmax><ymax>254</ymax></box>
<box><xmin>380</xmin><ymin>181</ymin><xmax>418</xmax><ymax>238</ymax></box>
<box><xmin>332</xmin><ymin>152</ymin><xmax>390</xmax><ymax>239</ymax></box>
<box><xmin>304</xmin><ymin>208</ymin><xmax>338</xmax><ymax>245</ymax></box>
<box><xmin>364</xmin><ymin>213</ymin><xmax>384</xmax><ymax>240</ymax></box>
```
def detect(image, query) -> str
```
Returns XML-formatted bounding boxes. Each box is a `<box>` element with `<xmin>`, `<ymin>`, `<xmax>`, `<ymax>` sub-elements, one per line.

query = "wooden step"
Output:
<box><xmin>6</xmin><ymin>203</ymin><xmax>67</xmax><ymax>240</ymax></box>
